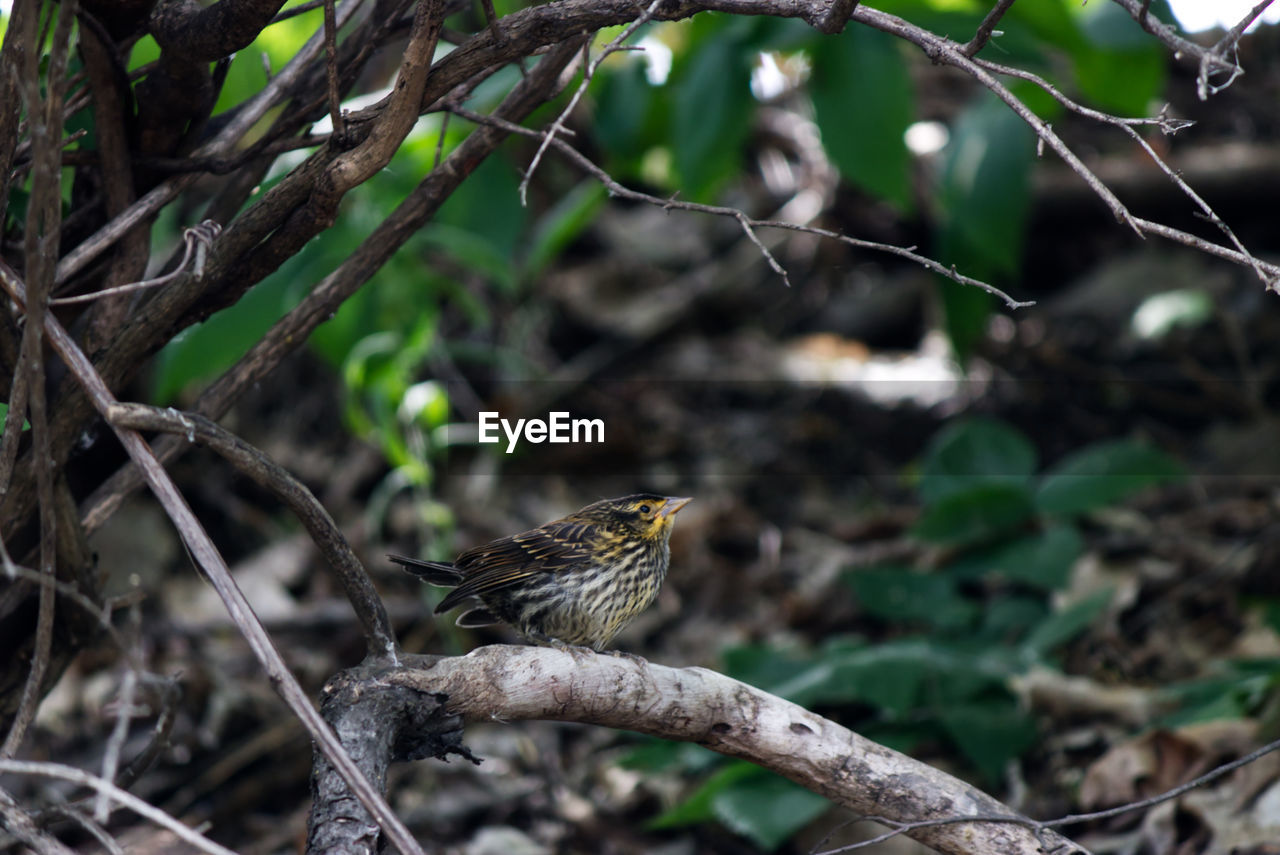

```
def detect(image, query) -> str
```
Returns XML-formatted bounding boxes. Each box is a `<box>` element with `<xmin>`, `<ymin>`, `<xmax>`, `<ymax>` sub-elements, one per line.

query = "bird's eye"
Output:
<box><xmin>638</xmin><ymin>504</ymin><xmax>652</xmax><ymax>514</ymax></box>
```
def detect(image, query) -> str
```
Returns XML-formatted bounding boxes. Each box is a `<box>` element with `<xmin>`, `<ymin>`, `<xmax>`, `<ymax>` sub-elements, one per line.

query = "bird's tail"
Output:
<box><xmin>388</xmin><ymin>553</ymin><xmax>463</xmax><ymax>586</ymax></box>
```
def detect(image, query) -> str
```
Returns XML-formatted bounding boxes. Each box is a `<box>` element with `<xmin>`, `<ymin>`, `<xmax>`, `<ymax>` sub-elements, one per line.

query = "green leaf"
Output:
<box><xmin>619</xmin><ymin>739</ymin><xmax>720</xmax><ymax>774</ymax></box>
<box><xmin>150</xmin><ymin>273</ymin><xmax>293</xmax><ymax>402</ymax></box>
<box><xmin>594</xmin><ymin>57</ymin><xmax>664</xmax><ymax>167</ymax></box>
<box><xmin>522</xmin><ymin>181</ymin><xmax>607</xmax><ymax>281</ymax></box>
<box><xmin>1068</xmin><ymin>0</ymin><xmax>1168</xmax><ymax>114</ymax></box>
<box><xmin>940</xmin><ymin>286</ymin><xmax>994</xmax><ymax>363</ymax></box>
<box><xmin>1073</xmin><ymin>46</ymin><xmax>1165</xmax><ymax>115</ymax></box>
<box><xmin>648</xmin><ymin>761</ymin><xmax>757</xmax><ymax>828</ymax></box>
<box><xmin>824</xmin><ymin>639</ymin><xmax>1018</xmax><ymax>714</ymax></box>
<box><xmin>934</xmin><ymin>94</ymin><xmax>1035</xmax><ymax>358</ymax></box>
<box><xmin>918</xmin><ymin>417</ymin><xmax>1037</xmax><ymax>504</ymax></box>
<box><xmin>723</xmin><ymin>641</ymin><xmax>822</xmax><ymax>700</ymax></box>
<box><xmin>975</xmin><ymin>595</ymin><xmax>1049</xmax><ymax>643</ymax></box>
<box><xmin>811</xmin><ymin>26</ymin><xmax>914</xmax><ymax>210</ymax></box>
<box><xmin>435</xmin><ymin>153</ymin><xmax>528</xmax><ymax>262</ymax></box>
<box><xmin>418</xmin><ymin>224</ymin><xmax>517</xmax><ymax>293</ymax></box>
<box><xmin>970</xmin><ymin>524</ymin><xmax>1084</xmax><ymax>591</ymax></box>
<box><xmin>845</xmin><ymin>566</ymin><xmax>979</xmax><ymax>630</ymax></box>
<box><xmin>669</xmin><ymin>32</ymin><xmax>754</xmax><ymax>199</ymax></box>
<box><xmin>939</xmin><ymin>702</ymin><xmax>1039</xmax><ymax>784</ymax></box>
<box><xmin>1035</xmin><ymin>440</ymin><xmax>1185</xmax><ymax>516</ymax></box>
<box><xmin>912</xmin><ymin>482</ymin><xmax>1035</xmax><ymax>546</ymax></box>
<box><xmin>936</xmin><ymin>95</ymin><xmax>1036</xmax><ymax>278</ymax></box>
<box><xmin>711</xmin><ymin>769</ymin><xmax>830</xmax><ymax>851</ymax></box>
<box><xmin>1023</xmin><ymin>588</ymin><xmax>1113</xmax><ymax>656</ymax></box>
<box><xmin>0</xmin><ymin>403</ymin><xmax>29</xmax><ymax>432</ymax></box>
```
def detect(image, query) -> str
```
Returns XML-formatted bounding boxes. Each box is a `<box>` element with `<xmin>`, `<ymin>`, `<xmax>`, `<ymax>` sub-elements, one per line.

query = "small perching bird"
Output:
<box><xmin>390</xmin><ymin>494</ymin><xmax>691</xmax><ymax>652</ymax></box>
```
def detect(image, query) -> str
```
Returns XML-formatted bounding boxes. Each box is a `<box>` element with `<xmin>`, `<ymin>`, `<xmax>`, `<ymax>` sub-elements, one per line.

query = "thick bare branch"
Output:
<box><xmin>148</xmin><ymin>0</ymin><xmax>291</xmax><ymax>62</ymax></box>
<box><xmin>388</xmin><ymin>647</ymin><xmax>1075</xmax><ymax>855</ymax></box>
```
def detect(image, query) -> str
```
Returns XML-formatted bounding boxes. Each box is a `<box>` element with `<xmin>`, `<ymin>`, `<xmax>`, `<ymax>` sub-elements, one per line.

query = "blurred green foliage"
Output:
<box><xmin>146</xmin><ymin>0</ymin><xmax>1182</xmax><ymax>428</ymax></box>
<box><xmin>630</xmin><ymin>417</ymin><xmax>1187</xmax><ymax>849</ymax></box>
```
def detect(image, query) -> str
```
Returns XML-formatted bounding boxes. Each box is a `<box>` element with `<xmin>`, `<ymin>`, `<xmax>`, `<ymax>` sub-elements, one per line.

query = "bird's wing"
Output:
<box><xmin>435</xmin><ymin>520</ymin><xmax>594</xmax><ymax>613</ymax></box>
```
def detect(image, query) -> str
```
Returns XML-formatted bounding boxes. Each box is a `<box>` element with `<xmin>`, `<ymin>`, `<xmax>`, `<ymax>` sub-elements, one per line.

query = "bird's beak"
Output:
<box><xmin>660</xmin><ymin>497</ymin><xmax>692</xmax><ymax>518</ymax></box>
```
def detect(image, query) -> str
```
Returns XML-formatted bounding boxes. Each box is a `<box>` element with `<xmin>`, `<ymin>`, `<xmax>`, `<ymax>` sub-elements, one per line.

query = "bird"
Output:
<box><xmin>390</xmin><ymin>494</ymin><xmax>691</xmax><ymax>653</ymax></box>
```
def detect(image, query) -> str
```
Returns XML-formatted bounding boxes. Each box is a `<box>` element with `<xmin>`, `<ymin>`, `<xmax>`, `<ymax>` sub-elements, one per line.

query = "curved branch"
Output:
<box><xmin>149</xmin><ymin>0</ymin><xmax>290</xmax><ymax>62</ymax></box>
<box><xmin>388</xmin><ymin>647</ymin><xmax>1075</xmax><ymax>855</ymax></box>
<box><xmin>105</xmin><ymin>403</ymin><xmax>397</xmax><ymax>661</ymax></box>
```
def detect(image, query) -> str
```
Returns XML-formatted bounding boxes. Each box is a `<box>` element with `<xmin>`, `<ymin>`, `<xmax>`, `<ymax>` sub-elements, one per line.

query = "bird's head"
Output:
<box><xmin>580</xmin><ymin>494</ymin><xmax>692</xmax><ymax>540</ymax></box>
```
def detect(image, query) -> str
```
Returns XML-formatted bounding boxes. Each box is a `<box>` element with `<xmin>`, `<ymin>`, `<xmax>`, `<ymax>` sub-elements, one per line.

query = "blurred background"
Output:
<box><xmin>6</xmin><ymin>0</ymin><xmax>1280</xmax><ymax>852</ymax></box>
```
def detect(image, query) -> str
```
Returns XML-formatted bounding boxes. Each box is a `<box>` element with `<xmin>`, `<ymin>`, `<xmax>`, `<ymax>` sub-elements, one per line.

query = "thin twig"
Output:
<box><xmin>966</xmin><ymin>55</ymin><xmax>1277</xmax><ymax>288</ymax></box>
<box><xmin>0</xmin><ymin>351</ymin><xmax>30</xmax><ymax>508</ymax></box>
<box><xmin>94</xmin><ymin>602</ymin><xmax>140</xmax><ymax>823</ymax></box>
<box><xmin>453</xmin><ymin>105</ymin><xmax>1034</xmax><ymax>307</ymax></box>
<box><xmin>50</xmin><ymin>221</ymin><xmax>222</xmax><ymax>306</ymax></box>
<box><xmin>1105</xmin><ymin>0</ymin><xmax>1241</xmax><ymax>98</ymax></box>
<box><xmin>2</xmin><ymin>0</ymin><xmax>78</xmax><ymax>763</ymax></box>
<box><xmin>1195</xmin><ymin>0</ymin><xmax>1275</xmax><ymax>97</ymax></box>
<box><xmin>478</xmin><ymin>0</ymin><xmax>506</xmax><ymax>44</ymax></box>
<box><xmin>324</xmin><ymin>0</ymin><xmax>346</xmax><ymax>139</ymax></box>
<box><xmin>963</xmin><ymin>0</ymin><xmax>1016</xmax><ymax>56</ymax></box>
<box><xmin>813</xmin><ymin>730</ymin><xmax>1280</xmax><ymax>853</ymax></box>
<box><xmin>106</xmin><ymin>403</ymin><xmax>397</xmax><ymax>660</ymax></box>
<box><xmin>0</xmin><ymin>761</ymin><xmax>236</xmax><ymax>855</ymax></box>
<box><xmin>518</xmin><ymin>0</ymin><xmax>664</xmax><ymax>205</ymax></box>
<box><xmin>0</xmin><ymin>787</ymin><xmax>76</xmax><ymax>855</ymax></box>
<box><xmin>817</xmin><ymin>0</ymin><xmax>860</xmax><ymax>34</ymax></box>
<box><xmin>271</xmin><ymin>0</ymin><xmax>326</xmax><ymax>24</ymax></box>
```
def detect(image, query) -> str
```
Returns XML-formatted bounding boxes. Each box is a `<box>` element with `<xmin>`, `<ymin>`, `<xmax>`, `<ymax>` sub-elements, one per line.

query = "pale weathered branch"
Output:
<box><xmin>387</xmin><ymin>647</ymin><xmax>1074</xmax><ymax>855</ymax></box>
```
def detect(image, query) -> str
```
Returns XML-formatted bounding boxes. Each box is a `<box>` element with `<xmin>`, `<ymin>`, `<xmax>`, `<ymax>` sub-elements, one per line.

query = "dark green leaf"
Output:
<box><xmin>619</xmin><ymin>739</ymin><xmax>720</xmax><ymax>774</ymax></box>
<box><xmin>723</xmin><ymin>642</ymin><xmax>821</xmax><ymax>699</ymax></box>
<box><xmin>811</xmin><ymin>26</ymin><xmax>914</xmax><ymax>210</ymax></box>
<box><xmin>1073</xmin><ymin>46</ymin><xmax>1165</xmax><ymax>115</ymax></box>
<box><xmin>845</xmin><ymin>566</ymin><xmax>979</xmax><ymax>630</ymax></box>
<box><xmin>939</xmin><ymin>702</ymin><xmax>1039</xmax><ymax>784</ymax></box>
<box><xmin>435</xmin><ymin>154</ymin><xmax>527</xmax><ymax>261</ymax></box>
<box><xmin>1023</xmin><ymin>588</ymin><xmax>1113</xmax><ymax>655</ymax></box>
<box><xmin>522</xmin><ymin>181</ymin><xmax>607</xmax><ymax>281</ymax></box>
<box><xmin>0</xmin><ymin>403</ymin><xmax>28</xmax><ymax>432</ymax></box>
<box><xmin>934</xmin><ymin>94</ymin><xmax>1035</xmax><ymax>358</ymax></box>
<box><xmin>648</xmin><ymin>761</ymin><xmax>757</xmax><ymax>828</ymax></box>
<box><xmin>918</xmin><ymin>417</ymin><xmax>1037</xmax><ymax>504</ymax></box>
<box><xmin>823</xmin><ymin>639</ymin><xmax>1018</xmax><ymax>713</ymax></box>
<box><xmin>974</xmin><ymin>524</ymin><xmax>1084</xmax><ymax>590</ymax></box>
<box><xmin>594</xmin><ymin>57</ymin><xmax>663</xmax><ymax>166</ymax></box>
<box><xmin>912</xmin><ymin>482</ymin><xmax>1035</xmax><ymax>546</ymax></box>
<box><xmin>150</xmin><ymin>274</ymin><xmax>293</xmax><ymax>402</ymax></box>
<box><xmin>936</xmin><ymin>95</ymin><xmax>1036</xmax><ymax>278</ymax></box>
<box><xmin>669</xmin><ymin>34</ymin><xmax>754</xmax><ymax>199</ymax></box>
<box><xmin>1035</xmin><ymin>440</ymin><xmax>1185</xmax><ymax>516</ymax></box>
<box><xmin>940</xmin><ymin>286</ymin><xmax>994</xmax><ymax>363</ymax></box>
<box><xmin>711</xmin><ymin>769</ymin><xmax>830</xmax><ymax>850</ymax></box>
<box><xmin>975</xmin><ymin>595</ymin><xmax>1049</xmax><ymax>643</ymax></box>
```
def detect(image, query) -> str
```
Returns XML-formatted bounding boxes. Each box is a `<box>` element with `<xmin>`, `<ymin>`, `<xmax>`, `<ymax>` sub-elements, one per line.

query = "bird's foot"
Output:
<box><xmin>530</xmin><ymin>633</ymin><xmax>597</xmax><ymax>662</ymax></box>
<box><xmin>606</xmin><ymin>649</ymin><xmax>648</xmax><ymax>665</ymax></box>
